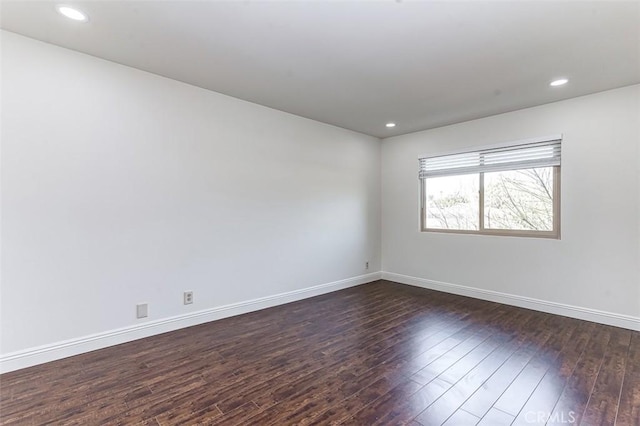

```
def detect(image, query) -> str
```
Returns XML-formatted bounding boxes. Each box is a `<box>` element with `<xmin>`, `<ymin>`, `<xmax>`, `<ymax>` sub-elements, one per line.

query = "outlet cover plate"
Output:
<box><xmin>136</xmin><ymin>303</ymin><xmax>148</xmax><ymax>319</ymax></box>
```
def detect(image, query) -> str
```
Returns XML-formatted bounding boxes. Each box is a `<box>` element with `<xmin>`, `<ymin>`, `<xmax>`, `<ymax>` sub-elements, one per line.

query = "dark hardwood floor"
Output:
<box><xmin>1</xmin><ymin>280</ymin><xmax>638</xmax><ymax>425</ymax></box>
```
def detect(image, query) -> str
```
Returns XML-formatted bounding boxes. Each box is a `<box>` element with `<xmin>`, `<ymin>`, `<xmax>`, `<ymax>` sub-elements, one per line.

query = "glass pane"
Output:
<box><xmin>425</xmin><ymin>174</ymin><xmax>479</xmax><ymax>230</ymax></box>
<box><xmin>484</xmin><ymin>167</ymin><xmax>554</xmax><ymax>231</ymax></box>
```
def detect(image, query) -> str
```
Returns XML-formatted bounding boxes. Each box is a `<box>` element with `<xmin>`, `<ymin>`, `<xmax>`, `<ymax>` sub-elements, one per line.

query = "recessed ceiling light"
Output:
<box><xmin>56</xmin><ymin>5</ymin><xmax>89</xmax><ymax>22</ymax></box>
<box><xmin>550</xmin><ymin>78</ymin><xmax>568</xmax><ymax>87</ymax></box>
<box><xmin>386</xmin><ymin>122</ymin><xmax>396</xmax><ymax>128</ymax></box>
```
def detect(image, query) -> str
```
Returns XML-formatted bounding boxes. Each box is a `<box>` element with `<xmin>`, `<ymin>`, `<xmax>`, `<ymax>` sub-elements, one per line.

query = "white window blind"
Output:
<box><xmin>419</xmin><ymin>138</ymin><xmax>561</xmax><ymax>179</ymax></box>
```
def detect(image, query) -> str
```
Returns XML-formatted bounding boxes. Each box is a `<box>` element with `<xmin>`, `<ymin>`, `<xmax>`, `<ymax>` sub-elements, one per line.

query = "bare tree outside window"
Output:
<box><xmin>420</xmin><ymin>138</ymin><xmax>561</xmax><ymax>238</ymax></box>
<box><xmin>422</xmin><ymin>167</ymin><xmax>559</xmax><ymax>237</ymax></box>
<box><xmin>484</xmin><ymin>167</ymin><xmax>553</xmax><ymax>231</ymax></box>
<box><xmin>425</xmin><ymin>174</ymin><xmax>479</xmax><ymax>230</ymax></box>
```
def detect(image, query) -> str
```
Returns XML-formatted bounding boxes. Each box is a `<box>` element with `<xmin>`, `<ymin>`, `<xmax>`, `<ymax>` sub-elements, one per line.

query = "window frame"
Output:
<box><xmin>419</xmin><ymin>140</ymin><xmax>561</xmax><ymax>239</ymax></box>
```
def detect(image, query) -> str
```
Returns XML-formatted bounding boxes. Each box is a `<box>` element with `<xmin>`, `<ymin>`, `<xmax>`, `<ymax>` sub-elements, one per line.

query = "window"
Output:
<box><xmin>419</xmin><ymin>137</ymin><xmax>561</xmax><ymax>238</ymax></box>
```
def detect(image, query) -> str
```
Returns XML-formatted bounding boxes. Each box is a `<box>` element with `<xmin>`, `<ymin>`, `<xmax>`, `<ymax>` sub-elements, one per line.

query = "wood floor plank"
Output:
<box><xmin>581</xmin><ymin>327</ymin><xmax>632</xmax><ymax>425</ymax></box>
<box><xmin>547</xmin><ymin>323</ymin><xmax>613</xmax><ymax>425</ymax></box>
<box><xmin>441</xmin><ymin>408</ymin><xmax>480</xmax><ymax>425</ymax></box>
<box><xmin>491</xmin><ymin>314</ymin><xmax>578</xmax><ymax>417</ymax></box>
<box><xmin>214</xmin><ymin>304</ymin><xmax>466</xmax><ymax>415</ymax></box>
<box><xmin>459</xmin><ymin>312</ymin><xmax>556</xmax><ymax>418</ymax></box>
<box><xmin>616</xmin><ymin>332</ymin><xmax>640</xmax><ymax>425</ymax></box>
<box><xmin>1</xmin><ymin>280</ymin><xmax>637</xmax><ymax>425</ymax></box>
<box><xmin>342</xmin><ymin>378</ymin><xmax>427</xmax><ymax>425</ymax></box>
<box><xmin>413</xmin><ymin>333</ymin><xmax>521</xmax><ymax>425</ymax></box>
<box><xmin>296</xmin><ymin>375</ymin><xmax>406</xmax><ymax>425</ymax></box>
<box><xmin>511</xmin><ymin>321</ymin><xmax>594</xmax><ymax>425</ymax></box>
<box><xmin>477</xmin><ymin>407</ymin><xmax>515</xmax><ymax>425</ymax></box>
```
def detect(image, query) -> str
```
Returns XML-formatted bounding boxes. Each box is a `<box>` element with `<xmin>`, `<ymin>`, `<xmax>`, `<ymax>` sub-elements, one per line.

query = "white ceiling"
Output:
<box><xmin>2</xmin><ymin>1</ymin><xmax>639</xmax><ymax>138</ymax></box>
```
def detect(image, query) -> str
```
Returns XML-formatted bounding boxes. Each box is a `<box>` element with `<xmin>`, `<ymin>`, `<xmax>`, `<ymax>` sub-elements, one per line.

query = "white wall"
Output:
<box><xmin>0</xmin><ymin>32</ymin><xmax>381</xmax><ymax>366</ymax></box>
<box><xmin>382</xmin><ymin>85</ymin><xmax>640</xmax><ymax>323</ymax></box>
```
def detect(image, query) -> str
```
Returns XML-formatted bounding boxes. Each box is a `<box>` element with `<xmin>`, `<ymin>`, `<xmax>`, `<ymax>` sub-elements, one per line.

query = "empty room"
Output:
<box><xmin>1</xmin><ymin>1</ymin><xmax>639</xmax><ymax>425</ymax></box>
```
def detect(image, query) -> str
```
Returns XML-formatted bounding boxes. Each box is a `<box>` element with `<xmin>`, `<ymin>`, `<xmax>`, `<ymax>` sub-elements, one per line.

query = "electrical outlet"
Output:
<box><xmin>365</xmin><ymin>261</ymin><xmax>369</xmax><ymax>270</ymax></box>
<box><xmin>136</xmin><ymin>303</ymin><xmax>148</xmax><ymax>319</ymax></box>
<box><xmin>184</xmin><ymin>291</ymin><xmax>194</xmax><ymax>305</ymax></box>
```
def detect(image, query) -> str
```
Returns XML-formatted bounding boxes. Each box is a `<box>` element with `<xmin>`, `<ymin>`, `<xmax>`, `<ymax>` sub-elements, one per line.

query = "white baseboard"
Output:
<box><xmin>0</xmin><ymin>272</ymin><xmax>382</xmax><ymax>374</ymax></box>
<box><xmin>382</xmin><ymin>271</ymin><xmax>640</xmax><ymax>331</ymax></box>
